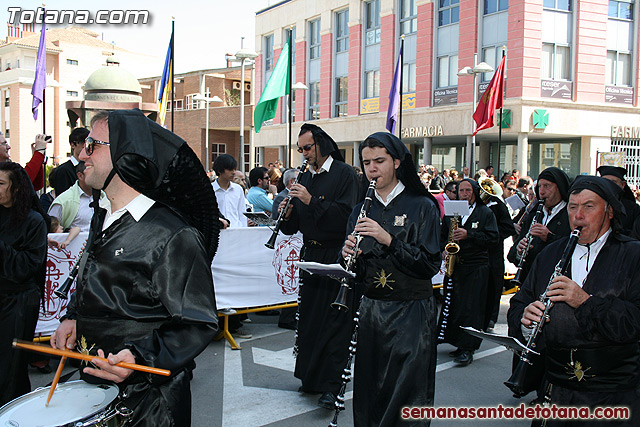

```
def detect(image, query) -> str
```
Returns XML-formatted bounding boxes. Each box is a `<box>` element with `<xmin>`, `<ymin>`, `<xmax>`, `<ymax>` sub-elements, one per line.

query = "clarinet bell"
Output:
<box><xmin>331</xmin><ymin>283</ymin><xmax>349</xmax><ymax>311</ymax></box>
<box><xmin>504</xmin><ymin>358</ymin><xmax>532</xmax><ymax>398</ymax></box>
<box><xmin>511</xmin><ymin>269</ymin><xmax>523</xmax><ymax>286</ymax></box>
<box><xmin>265</xmin><ymin>231</ymin><xmax>278</xmax><ymax>249</ymax></box>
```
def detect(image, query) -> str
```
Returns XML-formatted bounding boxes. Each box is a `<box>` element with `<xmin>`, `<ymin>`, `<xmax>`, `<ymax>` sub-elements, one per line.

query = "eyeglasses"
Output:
<box><xmin>84</xmin><ymin>136</ymin><xmax>110</xmax><ymax>155</ymax></box>
<box><xmin>506</xmin><ymin>187</ymin><xmax>516</xmax><ymax>192</ymax></box>
<box><xmin>297</xmin><ymin>143</ymin><xmax>315</xmax><ymax>153</ymax></box>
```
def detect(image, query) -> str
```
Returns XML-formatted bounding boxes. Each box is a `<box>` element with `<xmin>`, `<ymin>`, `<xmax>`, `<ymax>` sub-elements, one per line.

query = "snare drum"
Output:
<box><xmin>0</xmin><ymin>380</ymin><xmax>132</xmax><ymax>427</ymax></box>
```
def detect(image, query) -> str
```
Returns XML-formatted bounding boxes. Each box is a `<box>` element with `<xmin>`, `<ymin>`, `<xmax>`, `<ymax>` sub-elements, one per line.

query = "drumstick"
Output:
<box><xmin>13</xmin><ymin>340</ymin><xmax>171</xmax><ymax>376</ymax></box>
<box><xmin>45</xmin><ymin>356</ymin><xmax>66</xmax><ymax>407</ymax></box>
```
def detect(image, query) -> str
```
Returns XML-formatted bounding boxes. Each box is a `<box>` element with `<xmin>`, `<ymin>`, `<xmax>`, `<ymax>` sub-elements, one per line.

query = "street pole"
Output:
<box><xmin>204</xmin><ymin>99</ymin><xmax>210</xmax><ymax>172</ymax></box>
<box><xmin>240</xmin><ymin>56</ymin><xmax>246</xmax><ymax>173</ymax></box>
<box><xmin>471</xmin><ymin>53</ymin><xmax>478</xmax><ymax>176</ymax></box>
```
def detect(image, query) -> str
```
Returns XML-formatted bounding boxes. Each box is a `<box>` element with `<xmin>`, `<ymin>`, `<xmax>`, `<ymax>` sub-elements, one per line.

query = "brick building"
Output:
<box><xmin>254</xmin><ymin>0</ymin><xmax>640</xmax><ymax>184</ymax></box>
<box><xmin>140</xmin><ymin>67</ymin><xmax>261</xmax><ymax>172</ymax></box>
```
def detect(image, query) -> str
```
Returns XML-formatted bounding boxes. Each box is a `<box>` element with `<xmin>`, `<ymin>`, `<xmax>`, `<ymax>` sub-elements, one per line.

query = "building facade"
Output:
<box><xmin>139</xmin><ymin>66</ymin><xmax>255</xmax><ymax>172</ymax></box>
<box><xmin>0</xmin><ymin>26</ymin><xmax>158</xmax><ymax>166</ymax></box>
<box><xmin>254</xmin><ymin>0</ymin><xmax>640</xmax><ymax>184</ymax></box>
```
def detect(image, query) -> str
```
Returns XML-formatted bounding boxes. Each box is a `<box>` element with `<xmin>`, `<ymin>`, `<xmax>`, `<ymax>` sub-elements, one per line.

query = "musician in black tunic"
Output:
<box><xmin>508</xmin><ymin>167</ymin><xmax>572</xmax><ymax>284</ymax></box>
<box><xmin>342</xmin><ymin>132</ymin><xmax>441</xmax><ymax>426</ymax></box>
<box><xmin>50</xmin><ymin>110</ymin><xmax>220</xmax><ymax>427</ymax></box>
<box><xmin>509</xmin><ymin>176</ymin><xmax>640</xmax><ymax>426</ymax></box>
<box><xmin>439</xmin><ymin>178</ymin><xmax>499</xmax><ymax>366</ymax></box>
<box><xmin>597</xmin><ymin>165</ymin><xmax>640</xmax><ymax>238</ymax></box>
<box><xmin>279</xmin><ymin>123</ymin><xmax>358</xmax><ymax>408</ymax></box>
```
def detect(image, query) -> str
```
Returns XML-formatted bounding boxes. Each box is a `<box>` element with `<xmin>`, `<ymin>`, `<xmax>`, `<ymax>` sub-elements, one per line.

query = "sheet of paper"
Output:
<box><xmin>296</xmin><ymin>261</ymin><xmax>355</xmax><ymax>279</ymax></box>
<box><xmin>443</xmin><ymin>200</ymin><xmax>470</xmax><ymax>217</ymax></box>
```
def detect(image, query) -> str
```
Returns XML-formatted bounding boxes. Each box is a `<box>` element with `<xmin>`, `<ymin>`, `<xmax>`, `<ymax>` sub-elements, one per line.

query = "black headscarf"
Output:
<box><xmin>299</xmin><ymin>123</ymin><xmax>344</xmax><ymax>162</ymax></box>
<box><xmin>457</xmin><ymin>178</ymin><xmax>485</xmax><ymax>205</ymax></box>
<box><xmin>106</xmin><ymin>109</ymin><xmax>220</xmax><ymax>261</ymax></box>
<box><xmin>536</xmin><ymin>167</ymin><xmax>570</xmax><ymax>201</ymax></box>
<box><xmin>569</xmin><ymin>175</ymin><xmax>626</xmax><ymax>233</ymax></box>
<box><xmin>358</xmin><ymin>132</ymin><xmax>439</xmax><ymax>214</ymax></box>
<box><xmin>597</xmin><ymin>165</ymin><xmax>636</xmax><ymax>202</ymax></box>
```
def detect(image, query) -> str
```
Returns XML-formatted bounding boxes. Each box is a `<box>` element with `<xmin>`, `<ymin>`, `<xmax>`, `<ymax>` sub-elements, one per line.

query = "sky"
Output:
<box><xmin>3</xmin><ymin>0</ymin><xmax>272</xmax><ymax>76</ymax></box>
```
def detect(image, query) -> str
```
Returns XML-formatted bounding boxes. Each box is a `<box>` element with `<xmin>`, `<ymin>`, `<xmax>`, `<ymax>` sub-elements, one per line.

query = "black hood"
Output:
<box><xmin>536</xmin><ymin>167</ymin><xmax>570</xmax><ymax>201</ymax></box>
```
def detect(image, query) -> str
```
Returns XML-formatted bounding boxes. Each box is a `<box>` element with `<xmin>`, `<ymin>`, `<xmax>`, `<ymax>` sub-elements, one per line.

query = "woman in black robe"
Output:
<box><xmin>342</xmin><ymin>132</ymin><xmax>441</xmax><ymax>426</ymax></box>
<box><xmin>0</xmin><ymin>162</ymin><xmax>48</xmax><ymax>406</ymax></box>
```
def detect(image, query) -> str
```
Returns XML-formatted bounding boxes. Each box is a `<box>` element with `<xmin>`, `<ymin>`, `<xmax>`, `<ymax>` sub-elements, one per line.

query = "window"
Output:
<box><xmin>609</xmin><ymin>0</ymin><xmax>633</xmax><ymax>19</ymax></box>
<box><xmin>402</xmin><ymin>63</ymin><xmax>416</xmax><ymax>93</ymax></box>
<box><xmin>482</xmin><ymin>46</ymin><xmax>506</xmax><ymax>82</ymax></box>
<box><xmin>400</xmin><ymin>0</ymin><xmax>417</xmax><ymax>35</ymax></box>
<box><xmin>309</xmin><ymin>19</ymin><xmax>321</xmax><ymax>59</ymax></box>
<box><xmin>542</xmin><ymin>43</ymin><xmax>570</xmax><ymax>80</ymax></box>
<box><xmin>543</xmin><ymin>0</ymin><xmax>571</xmax><ymax>11</ymax></box>
<box><xmin>66</xmin><ymin>59</ymin><xmax>78</xmax><ymax>65</ymax></box>
<box><xmin>364</xmin><ymin>70</ymin><xmax>380</xmax><ymax>98</ymax></box>
<box><xmin>335</xmin><ymin>77</ymin><xmax>348</xmax><ymax>117</ymax></box>
<box><xmin>173</xmin><ymin>99</ymin><xmax>183</xmax><ymax>110</ymax></box>
<box><xmin>66</xmin><ymin>90</ymin><xmax>78</xmax><ymax>97</ymax></box>
<box><xmin>4</xmin><ymin>96</ymin><xmax>9</xmax><ymax>107</ymax></box>
<box><xmin>264</xmin><ymin>35</ymin><xmax>274</xmax><ymax>72</ymax></box>
<box><xmin>437</xmin><ymin>54</ymin><xmax>458</xmax><ymax>88</ymax></box>
<box><xmin>365</xmin><ymin>0</ymin><xmax>381</xmax><ymax>45</ymax></box>
<box><xmin>336</xmin><ymin>10</ymin><xmax>349</xmax><ymax>53</ymax></box>
<box><xmin>484</xmin><ymin>0</ymin><xmax>508</xmax><ymax>15</ymax></box>
<box><xmin>439</xmin><ymin>0</ymin><xmax>460</xmax><ymax>26</ymax></box>
<box><xmin>308</xmin><ymin>82</ymin><xmax>320</xmax><ymax>120</ymax></box>
<box><xmin>185</xmin><ymin>94</ymin><xmax>200</xmax><ymax>110</ymax></box>
<box><xmin>607</xmin><ymin>51</ymin><xmax>632</xmax><ymax>86</ymax></box>
<box><xmin>211</xmin><ymin>143</ymin><xmax>226</xmax><ymax>165</ymax></box>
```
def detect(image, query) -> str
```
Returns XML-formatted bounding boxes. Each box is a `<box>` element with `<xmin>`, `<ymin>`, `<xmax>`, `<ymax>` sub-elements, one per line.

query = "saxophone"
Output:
<box><xmin>444</xmin><ymin>214</ymin><xmax>460</xmax><ymax>277</ymax></box>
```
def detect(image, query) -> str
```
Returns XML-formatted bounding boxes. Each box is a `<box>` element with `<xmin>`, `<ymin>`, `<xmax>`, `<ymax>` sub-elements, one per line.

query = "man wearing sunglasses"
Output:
<box><xmin>279</xmin><ymin>123</ymin><xmax>359</xmax><ymax>409</ymax></box>
<box><xmin>51</xmin><ymin>109</ymin><xmax>220</xmax><ymax>427</ymax></box>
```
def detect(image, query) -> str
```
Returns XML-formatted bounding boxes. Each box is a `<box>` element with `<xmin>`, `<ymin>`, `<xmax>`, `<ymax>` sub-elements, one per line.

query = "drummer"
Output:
<box><xmin>50</xmin><ymin>110</ymin><xmax>220</xmax><ymax>426</ymax></box>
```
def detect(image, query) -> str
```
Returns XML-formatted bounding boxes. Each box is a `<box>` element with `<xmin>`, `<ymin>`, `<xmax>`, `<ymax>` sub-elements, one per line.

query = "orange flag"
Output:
<box><xmin>473</xmin><ymin>56</ymin><xmax>505</xmax><ymax>136</ymax></box>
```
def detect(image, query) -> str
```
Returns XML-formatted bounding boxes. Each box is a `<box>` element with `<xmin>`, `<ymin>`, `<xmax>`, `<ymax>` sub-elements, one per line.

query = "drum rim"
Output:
<box><xmin>0</xmin><ymin>380</ymin><xmax>119</xmax><ymax>425</ymax></box>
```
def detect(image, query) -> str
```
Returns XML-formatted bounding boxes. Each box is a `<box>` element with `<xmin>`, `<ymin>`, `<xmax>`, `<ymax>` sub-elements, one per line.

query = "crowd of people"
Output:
<box><xmin>1</xmin><ymin>111</ymin><xmax>640</xmax><ymax>426</ymax></box>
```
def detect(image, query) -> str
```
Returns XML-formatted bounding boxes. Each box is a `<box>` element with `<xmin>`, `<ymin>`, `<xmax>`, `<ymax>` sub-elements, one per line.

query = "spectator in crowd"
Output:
<box><xmin>0</xmin><ymin>162</ymin><xmax>49</xmax><ymax>406</ymax></box>
<box><xmin>434</xmin><ymin>180</ymin><xmax>458</xmax><ymax>220</ymax></box>
<box><xmin>485</xmin><ymin>165</ymin><xmax>494</xmax><ymax>177</ymax></box>
<box><xmin>48</xmin><ymin>161</ymin><xmax>106</xmax><ymax>232</ymax></box>
<box><xmin>268</xmin><ymin>167</ymin><xmax>282</xmax><ymax>195</ymax></box>
<box><xmin>450</xmin><ymin>169</ymin><xmax>459</xmax><ymax>181</ymax></box>
<box><xmin>212</xmin><ymin>154</ymin><xmax>247</xmax><ymax>228</ymax></box>
<box><xmin>0</xmin><ymin>132</ymin><xmax>50</xmax><ymax>191</ymax></box>
<box><xmin>53</xmin><ymin>128</ymin><xmax>89</xmax><ymax>196</ymax></box>
<box><xmin>462</xmin><ymin>166</ymin><xmax>471</xmax><ymax>179</ymax></box>
<box><xmin>247</xmin><ymin>167</ymin><xmax>273</xmax><ymax>215</ymax></box>
<box><xmin>430</xmin><ymin>167</ymin><xmax>447</xmax><ymax>191</ymax></box>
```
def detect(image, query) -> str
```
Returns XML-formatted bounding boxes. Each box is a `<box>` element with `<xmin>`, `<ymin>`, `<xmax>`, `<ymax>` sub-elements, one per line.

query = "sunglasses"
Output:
<box><xmin>297</xmin><ymin>143</ymin><xmax>315</xmax><ymax>153</ymax></box>
<box><xmin>85</xmin><ymin>136</ymin><xmax>110</xmax><ymax>155</ymax></box>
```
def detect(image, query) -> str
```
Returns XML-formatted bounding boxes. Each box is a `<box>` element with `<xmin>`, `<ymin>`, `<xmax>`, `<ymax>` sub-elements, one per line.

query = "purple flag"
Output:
<box><xmin>31</xmin><ymin>18</ymin><xmax>46</xmax><ymax>120</ymax></box>
<box><xmin>386</xmin><ymin>42</ymin><xmax>403</xmax><ymax>134</ymax></box>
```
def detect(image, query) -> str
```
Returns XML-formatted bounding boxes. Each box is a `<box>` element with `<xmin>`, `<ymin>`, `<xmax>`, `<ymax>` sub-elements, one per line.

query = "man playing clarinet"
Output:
<box><xmin>341</xmin><ymin>132</ymin><xmax>441</xmax><ymax>426</ymax></box>
<box><xmin>508</xmin><ymin>176</ymin><xmax>640</xmax><ymax>426</ymax></box>
<box><xmin>279</xmin><ymin>123</ymin><xmax>358</xmax><ymax>409</ymax></box>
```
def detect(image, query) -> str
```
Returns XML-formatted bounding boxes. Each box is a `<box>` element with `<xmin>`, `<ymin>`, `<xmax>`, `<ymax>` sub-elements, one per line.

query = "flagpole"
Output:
<box><xmin>398</xmin><ymin>35</ymin><xmax>404</xmax><ymax>140</ymax></box>
<box><xmin>170</xmin><ymin>19</ymin><xmax>175</xmax><ymax>132</ymax></box>
<box><xmin>287</xmin><ymin>29</ymin><xmax>293</xmax><ymax>168</ymax></box>
<box><xmin>41</xmin><ymin>5</ymin><xmax>46</xmax><ymax>191</ymax></box>
<box><xmin>497</xmin><ymin>46</ymin><xmax>505</xmax><ymax>181</ymax></box>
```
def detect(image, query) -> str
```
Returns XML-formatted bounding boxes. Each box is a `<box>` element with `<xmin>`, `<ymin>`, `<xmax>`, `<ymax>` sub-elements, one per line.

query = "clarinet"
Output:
<box><xmin>265</xmin><ymin>160</ymin><xmax>308</xmax><ymax>249</ymax></box>
<box><xmin>331</xmin><ymin>178</ymin><xmax>377</xmax><ymax>311</ymax></box>
<box><xmin>54</xmin><ymin>243</ymin><xmax>87</xmax><ymax>299</ymax></box>
<box><xmin>512</xmin><ymin>200</ymin><xmax>545</xmax><ymax>286</ymax></box>
<box><xmin>505</xmin><ymin>226</ymin><xmax>582</xmax><ymax>396</ymax></box>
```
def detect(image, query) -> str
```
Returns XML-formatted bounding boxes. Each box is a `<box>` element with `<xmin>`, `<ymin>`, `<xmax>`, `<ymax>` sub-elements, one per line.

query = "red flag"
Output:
<box><xmin>472</xmin><ymin>56</ymin><xmax>505</xmax><ymax>136</ymax></box>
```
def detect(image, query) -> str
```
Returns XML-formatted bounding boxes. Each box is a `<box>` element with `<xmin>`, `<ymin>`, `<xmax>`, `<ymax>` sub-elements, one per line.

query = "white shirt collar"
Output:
<box><xmin>461</xmin><ymin>202</ymin><xmax>476</xmax><ymax>225</ymax></box>
<box><xmin>543</xmin><ymin>200</ymin><xmax>567</xmax><ymax>225</ymax></box>
<box><xmin>71</xmin><ymin>156</ymin><xmax>79</xmax><ymax>166</ymax></box>
<box><xmin>103</xmin><ymin>193</ymin><xmax>155</xmax><ymax>230</ymax></box>
<box><xmin>375</xmin><ymin>181</ymin><xmax>405</xmax><ymax>206</ymax></box>
<box><xmin>310</xmin><ymin>155</ymin><xmax>333</xmax><ymax>175</ymax></box>
<box><xmin>212</xmin><ymin>180</ymin><xmax>235</xmax><ymax>192</ymax></box>
<box><xmin>571</xmin><ymin>228</ymin><xmax>612</xmax><ymax>288</ymax></box>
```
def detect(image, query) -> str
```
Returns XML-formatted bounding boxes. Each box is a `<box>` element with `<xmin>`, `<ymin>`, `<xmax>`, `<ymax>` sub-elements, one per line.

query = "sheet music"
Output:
<box><xmin>296</xmin><ymin>262</ymin><xmax>355</xmax><ymax>279</ymax></box>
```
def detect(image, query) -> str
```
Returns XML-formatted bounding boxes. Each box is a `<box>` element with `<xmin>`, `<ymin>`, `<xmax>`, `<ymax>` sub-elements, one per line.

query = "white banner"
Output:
<box><xmin>38</xmin><ymin>228</ymin><xmax>302</xmax><ymax>336</ymax></box>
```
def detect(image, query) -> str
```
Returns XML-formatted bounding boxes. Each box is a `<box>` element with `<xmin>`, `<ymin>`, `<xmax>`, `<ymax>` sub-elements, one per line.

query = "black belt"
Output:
<box><xmin>546</xmin><ymin>344</ymin><xmax>640</xmax><ymax>392</ymax></box>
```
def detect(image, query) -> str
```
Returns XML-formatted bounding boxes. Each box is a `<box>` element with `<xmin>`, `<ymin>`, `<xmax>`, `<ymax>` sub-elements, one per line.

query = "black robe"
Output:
<box><xmin>67</xmin><ymin>204</ymin><xmax>218</xmax><ymax>427</ymax></box>
<box><xmin>439</xmin><ymin>203</ymin><xmax>499</xmax><ymax>350</ymax></box>
<box><xmin>280</xmin><ymin>159</ymin><xmax>358</xmax><ymax>393</ymax></box>
<box><xmin>485</xmin><ymin>196</ymin><xmax>516</xmax><ymax>327</ymax></box>
<box><xmin>508</xmin><ymin>233</ymin><xmax>640</xmax><ymax>426</ymax></box>
<box><xmin>0</xmin><ymin>208</ymin><xmax>47</xmax><ymax>406</ymax></box>
<box><xmin>507</xmin><ymin>204</ymin><xmax>571</xmax><ymax>284</ymax></box>
<box><xmin>349</xmin><ymin>190</ymin><xmax>441</xmax><ymax>427</ymax></box>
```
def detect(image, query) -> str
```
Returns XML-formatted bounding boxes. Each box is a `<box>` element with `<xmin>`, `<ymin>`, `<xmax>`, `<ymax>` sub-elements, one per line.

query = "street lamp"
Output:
<box><xmin>235</xmin><ymin>38</ymin><xmax>258</xmax><ymax>173</ymax></box>
<box><xmin>289</xmin><ymin>81</ymin><xmax>308</xmax><ymax>167</ymax></box>
<box><xmin>193</xmin><ymin>94</ymin><xmax>222</xmax><ymax>172</ymax></box>
<box><xmin>458</xmin><ymin>54</ymin><xmax>494</xmax><ymax>176</ymax></box>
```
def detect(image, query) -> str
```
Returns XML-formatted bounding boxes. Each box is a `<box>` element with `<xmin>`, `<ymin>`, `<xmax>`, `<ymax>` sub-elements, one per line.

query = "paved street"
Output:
<box><xmin>27</xmin><ymin>295</ymin><xmax>530</xmax><ymax>426</ymax></box>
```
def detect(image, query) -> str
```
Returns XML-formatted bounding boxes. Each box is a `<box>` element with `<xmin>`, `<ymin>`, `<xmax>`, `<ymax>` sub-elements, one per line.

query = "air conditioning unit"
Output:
<box><xmin>232</xmin><ymin>81</ymin><xmax>241</xmax><ymax>90</ymax></box>
<box><xmin>245</xmin><ymin>83</ymin><xmax>251</xmax><ymax>91</ymax></box>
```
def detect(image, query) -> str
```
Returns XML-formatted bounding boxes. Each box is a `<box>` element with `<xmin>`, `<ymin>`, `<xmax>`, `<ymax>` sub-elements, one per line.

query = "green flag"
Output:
<box><xmin>254</xmin><ymin>39</ymin><xmax>290</xmax><ymax>133</ymax></box>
